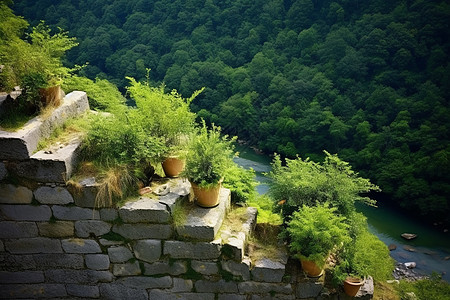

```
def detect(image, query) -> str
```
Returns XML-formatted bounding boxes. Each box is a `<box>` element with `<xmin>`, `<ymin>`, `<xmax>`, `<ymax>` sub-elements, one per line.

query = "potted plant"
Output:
<box><xmin>181</xmin><ymin>121</ymin><xmax>236</xmax><ymax>207</ymax></box>
<box><xmin>286</xmin><ymin>203</ymin><xmax>350</xmax><ymax>277</ymax></box>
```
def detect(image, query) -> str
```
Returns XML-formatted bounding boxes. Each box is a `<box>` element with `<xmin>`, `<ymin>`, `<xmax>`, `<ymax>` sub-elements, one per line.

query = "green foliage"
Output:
<box><xmin>247</xmin><ymin>195</ymin><xmax>282</xmax><ymax>225</ymax></box>
<box><xmin>397</xmin><ymin>273</ymin><xmax>450</xmax><ymax>300</ymax></box>
<box><xmin>287</xmin><ymin>203</ymin><xmax>350</xmax><ymax>266</ymax></box>
<box><xmin>268</xmin><ymin>151</ymin><xmax>379</xmax><ymax>222</ymax></box>
<box><xmin>222</xmin><ymin>163</ymin><xmax>257</xmax><ymax>204</ymax></box>
<box><xmin>181</xmin><ymin>121</ymin><xmax>236</xmax><ymax>188</ymax></box>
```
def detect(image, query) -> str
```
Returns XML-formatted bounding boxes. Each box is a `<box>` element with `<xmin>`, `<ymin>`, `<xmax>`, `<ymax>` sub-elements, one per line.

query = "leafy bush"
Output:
<box><xmin>287</xmin><ymin>203</ymin><xmax>350</xmax><ymax>266</ymax></box>
<box><xmin>223</xmin><ymin>163</ymin><xmax>257</xmax><ymax>204</ymax></box>
<box><xmin>397</xmin><ymin>273</ymin><xmax>450</xmax><ymax>300</ymax></box>
<box><xmin>182</xmin><ymin>121</ymin><xmax>236</xmax><ymax>188</ymax></box>
<box><xmin>268</xmin><ymin>151</ymin><xmax>379</xmax><ymax>222</ymax></box>
<box><xmin>247</xmin><ymin>195</ymin><xmax>282</xmax><ymax>225</ymax></box>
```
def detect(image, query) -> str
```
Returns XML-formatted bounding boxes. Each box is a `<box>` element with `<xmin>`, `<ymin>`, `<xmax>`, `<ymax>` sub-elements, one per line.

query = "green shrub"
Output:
<box><xmin>223</xmin><ymin>163</ymin><xmax>257</xmax><ymax>204</ymax></box>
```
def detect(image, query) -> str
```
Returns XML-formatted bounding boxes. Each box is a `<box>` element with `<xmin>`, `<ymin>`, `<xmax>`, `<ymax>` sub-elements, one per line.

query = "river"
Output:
<box><xmin>234</xmin><ymin>145</ymin><xmax>450</xmax><ymax>282</ymax></box>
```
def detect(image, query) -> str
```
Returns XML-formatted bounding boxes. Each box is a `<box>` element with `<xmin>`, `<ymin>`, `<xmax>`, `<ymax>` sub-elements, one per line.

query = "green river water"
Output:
<box><xmin>234</xmin><ymin>145</ymin><xmax>450</xmax><ymax>282</ymax></box>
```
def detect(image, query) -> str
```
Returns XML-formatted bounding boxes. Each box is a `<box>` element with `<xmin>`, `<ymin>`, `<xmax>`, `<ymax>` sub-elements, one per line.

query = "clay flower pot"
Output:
<box><xmin>343</xmin><ymin>276</ymin><xmax>365</xmax><ymax>297</ymax></box>
<box><xmin>190</xmin><ymin>181</ymin><xmax>221</xmax><ymax>208</ymax></box>
<box><xmin>162</xmin><ymin>156</ymin><xmax>185</xmax><ymax>177</ymax></box>
<box><xmin>300</xmin><ymin>259</ymin><xmax>324</xmax><ymax>277</ymax></box>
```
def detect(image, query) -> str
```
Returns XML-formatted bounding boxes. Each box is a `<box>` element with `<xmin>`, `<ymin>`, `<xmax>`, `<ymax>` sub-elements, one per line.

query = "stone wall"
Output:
<box><xmin>0</xmin><ymin>91</ymin><xmax>373</xmax><ymax>299</ymax></box>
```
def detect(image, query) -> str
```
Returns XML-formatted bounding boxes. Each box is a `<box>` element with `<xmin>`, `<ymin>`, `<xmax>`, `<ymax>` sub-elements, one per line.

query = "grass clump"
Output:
<box><xmin>396</xmin><ymin>274</ymin><xmax>450</xmax><ymax>300</ymax></box>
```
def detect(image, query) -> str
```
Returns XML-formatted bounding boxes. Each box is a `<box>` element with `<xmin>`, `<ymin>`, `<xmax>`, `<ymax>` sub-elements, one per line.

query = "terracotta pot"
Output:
<box><xmin>300</xmin><ymin>259</ymin><xmax>324</xmax><ymax>277</ymax></box>
<box><xmin>162</xmin><ymin>157</ymin><xmax>185</xmax><ymax>177</ymax></box>
<box><xmin>190</xmin><ymin>181</ymin><xmax>221</xmax><ymax>208</ymax></box>
<box><xmin>343</xmin><ymin>277</ymin><xmax>365</xmax><ymax>297</ymax></box>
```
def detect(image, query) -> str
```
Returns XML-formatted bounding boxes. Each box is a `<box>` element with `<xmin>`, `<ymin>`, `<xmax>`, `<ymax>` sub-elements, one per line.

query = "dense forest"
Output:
<box><xmin>12</xmin><ymin>0</ymin><xmax>450</xmax><ymax>225</ymax></box>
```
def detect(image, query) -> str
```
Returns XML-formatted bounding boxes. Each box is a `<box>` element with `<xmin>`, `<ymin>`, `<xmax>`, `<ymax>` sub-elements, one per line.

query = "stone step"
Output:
<box><xmin>176</xmin><ymin>188</ymin><xmax>231</xmax><ymax>242</ymax></box>
<box><xmin>0</xmin><ymin>91</ymin><xmax>89</xmax><ymax>160</ymax></box>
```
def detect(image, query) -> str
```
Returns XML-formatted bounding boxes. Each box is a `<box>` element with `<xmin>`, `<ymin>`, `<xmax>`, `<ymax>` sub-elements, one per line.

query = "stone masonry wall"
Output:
<box><xmin>0</xmin><ymin>91</ymin><xmax>373</xmax><ymax>299</ymax></box>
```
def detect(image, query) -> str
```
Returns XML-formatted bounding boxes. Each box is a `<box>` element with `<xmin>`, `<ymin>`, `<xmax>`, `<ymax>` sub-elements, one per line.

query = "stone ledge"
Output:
<box><xmin>119</xmin><ymin>197</ymin><xmax>171</xmax><ymax>224</ymax></box>
<box><xmin>0</xmin><ymin>91</ymin><xmax>89</xmax><ymax>160</ymax></box>
<box><xmin>176</xmin><ymin>188</ymin><xmax>231</xmax><ymax>241</ymax></box>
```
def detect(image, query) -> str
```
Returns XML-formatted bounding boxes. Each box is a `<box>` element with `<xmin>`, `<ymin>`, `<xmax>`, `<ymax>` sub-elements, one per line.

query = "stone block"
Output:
<box><xmin>0</xmin><ymin>91</ymin><xmax>89</xmax><ymax>161</ymax></box>
<box><xmin>45</xmin><ymin>269</ymin><xmax>113</xmax><ymax>284</ymax></box>
<box><xmin>176</xmin><ymin>188</ymin><xmax>230</xmax><ymax>241</ymax></box>
<box><xmin>222</xmin><ymin>258</ymin><xmax>251</xmax><ymax>280</ymax></box>
<box><xmin>251</xmin><ymin>258</ymin><xmax>285</xmax><ymax>283</ymax></box>
<box><xmin>62</xmin><ymin>238</ymin><xmax>101</xmax><ymax>253</ymax></box>
<box><xmin>0</xmin><ymin>271</ymin><xmax>44</xmax><ymax>283</ymax></box>
<box><xmin>112</xmin><ymin>223</ymin><xmax>172</xmax><ymax>239</ymax></box>
<box><xmin>75</xmin><ymin>220</ymin><xmax>111</xmax><ymax>237</ymax></box>
<box><xmin>158</xmin><ymin>192</ymin><xmax>183</xmax><ymax>212</ymax></box>
<box><xmin>0</xmin><ymin>221</ymin><xmax>38</xmax><ymax>238</ymax></box>
<box><xmin>100</xmin><ymin>208</ymin><xmax>118</xmax><ymax>221</ymax></box>
<box><xmin>0</xmin><ymin>184</ymin><xmax>32</xmax><ymax>204</ymax></box>
<box><xmin>149</xmin><ymin>290</ymin><xmax>214</xmax><ymax>300</ymax></box>
<box><xmin>238</xmin><ymin>282</ymin><xmax>293</xmax><ymax>294</ymax></box>
<box><xmin>242</xmin><ymin>207</ymin><xmax>258</xmax><ymax>234</ymax></box>
<box><xmin>0</xmin><ymin>254</ymin><xmax>36</xmax><ymax>271</ymax></box>
<box><xmin>5</xmin><ymin>237</ymin><xmax>63</xmax><ymax>254</ymax></box>
<box><xmin>37</xmin><ymin>221</ymin><xmax>74</xmax><ymax>237</ymax></box>
<box><xmin>116</xmin><ymin>276</ymin><xmax>172</xmax><ymax>289</ymax></box>
<box><xmin>164</xmin><ymin>240</ymin><xmax>221</xmax><ymax>259</ymax></box>
<box><xmin>72</xmin><ymin>177</ymin><xmax>98</xmax><ymax>208</ymax></box>
<box><xmin>251</xmin><ymin>295</ymin><xmax>295</xmax><ymax>300</ymax></box>
<box><xmin>86</xmin><ymin>254</ymin><xmax>110</xmax><ymax>270</ymax></box>
<box><xmin>218</xmin><ymin>294</ymin><xmax>246</xmax><ymax>300</ymax></box>
<box><xmin>195</xmin><ymin>279</ymin><xmax>238</xmax><ymax>293</ymax></box>
<box><xmin>52</xmin><ymin>205</ymin><xmax>99</xmax><ymax>220</ymax></box>
<box><xmin>223</xmin><ymin>237</ymin><xmax>244</xmax><ymax>261</ymax></box>
<box><xmin>33</xmin><ymin>254</ymin><xmax>84</xmax><ymax>269</ymax></box>
<box><xmin>100</xmin><ymin>238</ymin><xmax>124</xmax><ymax>246</ymax></box>
<box><xmin>143</xmin><ymin>260</ymin><xmax>187</xmax><ymax>276</ymax></box>
<box><xmin>355</xmin><ymin>276</ymin><xmax>374</xmax><ymax>299</ymax></box>
<box><xmin>296</xmin><ymin>281</ymin><xmax>324</xmax><ymax>299</ymax></box>
<box><xmin>113</xmin><ymin>261</ymin><xmax>141</xmax><ymax>276</ymax></box>
<box><xmin>34</xmin><ymin>186</ymin><xmax>73</xmax><ymax>204</ymax></box>
<box><xmin>66</xmin><ymin>284</ymin><xmax>100</xmax><ymax>298</ymax></box>
<box><xmin>119</xmin><ymin>196</ymin><xmax>170</xmax><ymax>223</ymax></box>
<box><xmin>133</xmin><ymin>239</ymin><xmax>161</xmax><ymax>263</ymax></box>
<box><xmin>0</xmin><ymin>162</ymin><xmax>7</xmax><ymax>181</ymax></box>
<box><xmin>99</xmin><ymin>283</ymin><xmax>148</xmax><ymax>300</ymax></box>
<box><xmin>0</xmin><ymin>204</ymin><xmax>52</xmax><ymax>221</ymax></box>
<box><xmin>0</xmin><ymin>284</ymin><xmax>67</xmax><ymax>299</ymax></box>
<box><xmin>108</xmin><ymin>245</ymin><xmax>133</xmax><ymax>263</ymax></box>
<box><xmin>191</xmin><ymin>260</ymin><xmax>219</xmax><ymax>275</ymax></box>
<box><xmin>171</xmin><ymin>278</ymin><xmax>193</xmax><ymax>292</ymax></box>
<box><xmin>0</xmin><ymin>240</ymin><xmax>4</xmax><ymax>252</ymax></box>
<box><xmin>14</xmin><ymin>138</ymin><xmax>82</xmax><ymax>183</ymax></box>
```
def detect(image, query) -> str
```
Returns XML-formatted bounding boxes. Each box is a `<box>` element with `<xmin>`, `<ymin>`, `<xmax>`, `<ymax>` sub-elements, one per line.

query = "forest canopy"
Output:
<box><xmin>11</xmin><ymin>0</ymin><xmax>450</xmax><ymax>225</ymax></box>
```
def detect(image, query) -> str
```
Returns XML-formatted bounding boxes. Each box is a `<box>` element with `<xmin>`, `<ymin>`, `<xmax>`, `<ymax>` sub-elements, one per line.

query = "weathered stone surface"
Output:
<box><xmin>195</xmin><ymin>279</ymin><xmax>238</xmax><ymax>293</ymax></box>
<box><xmin>5</xmin><ymin>237</ymin><xmax>63</xmax><ymax>254</ymax></box>
<box><xmin>72</xmin><ymin>177</ymin><xmax>98</xmax><ymax>208</ymax></box>
<box><xmin>52</xmin><ymin>205</ymin><xmax>99</xmax><ymax>220</ymax></box>
<box><xmin>164</xmin><ymin>240</ymin><xmax>222</xmax><ymax>259</ymax></box>
<box><xmin>223</xmin><ymin>237</ymin><xmax>244</xmax><ymax>261</ymax></box>
<box><xmin>0</xmin><ymin>184</ymin><xmax>32</xmax><ymax>204</ymax></box>
<box><xmin>100</xmin><ymin>283</ymin><xmax>148</xmax><ymax>300</ymax></box>
<box><xmin>119</xmin><ymin>197</ymin><xmax>170</xmax><ymax>223</ymax></box>
<box><xmin>100</xmin><ymin>238</ymin><xmax>124</xmax><ymax>246</ymax></box>
<box><xmin>242</xmin><ymin>207</ymin><xmax>258</xmax><ymax>234</ymax></box>
<box><xmin>0</xmin><ymin>162</ymin><xmax>7</xmax><ymax>181</ymax></box>
<box><xmin>86</xmin><ymin>254</ymin><xmax>110</xmax><ymax>270</ymax></box>
<box><xmin>296</xmin><ymin>282</ymin><xmax>323</xmax><ymax>298</ymax></box>
<box><xmin>149</xmin><ymin>290</ymin><xmax>214</xmax><ymax>300</ymax></box>
<box><xmin>133</xmin><ymin>239</ymin><xmax>161</xmax><ymax>263</ymax></box>
<box><xmin>238</xmin><ymin>282</ymin><xmax>293</xmax><ymax>294</ymax></box>
<box><xmin>75</xmin><ymin>220</ymin><xmax>111</xmax><ymax>237</ymax></box>
<box><xmin>14</xmin><ymin>138</ymin><xmax>82</xmax><ymax>183</ymax></box>
<box><xmin>34</xmin><ymin>186</ymin><xmax>73</xmax><ymax>205</ymax></box>
<box><xmin>116</xmin><ymin>276</ymin><xmax>172</xmax><ymax>289</ymax></box>
<box><xmin>0</xmin><ymin>240</ymin><xmax>4</xmax><ymax>252</ymax></box>
<box><xmin>222</xmin><ymin>258</ymin><xmax>251</xmax><ymax>280</ymax></box>
<box><xmin>251</xmin><ymin>258</ymin><xmax>285</xmax><ymax>283</ymax></box>
<box><xmin>113</xmin><ymin>261</ymin><xmax>141</xmax><ymax>276</ymax></box>
<box><xmin>0</xmin><ymin>91</ymin><xmax>89</xmax><ymax>160</ymax></box>
<box><xmin>158</xmin><ymin>193</ymin><xmax>183</xmax><ymax>212</ymax></box>
<box><xmin>45</xmin><ymin>269</ymin><xmax>113</xmax><ymax>284</ymax></box>
<box><xmin>0</xmin><ymin>271</ymin><xmax>44</xmax><ymax>283</ymax></box>
<box><xmin>108</xmin><ymin>245</ymin><xmax>133</xmax><ymax>263</ymax></box>
<box><xmin>143</xmin><ymin>260</ymin><xmax>187</xmax><ymax>276</ymax></box>
<box><xmin>191</xmin><ymin>260</ymin><xmax>219</xmax><ymax>275</ymax></box>
<box><xmin>0</xmin><ymin>283</ymin><xmax>67</xmax><ymax>298</ymax></box>
<box><xmin>355</xmin><ymin>276</ymin><xmax>374</xmax><ymax>299</ymax></box>
<box><xmin>100</xmin><ymin>208</ymin><xmax>118</xmax><ymax>221</ymax></box>
<box><xmin>0</xmin><ymin>221</ymin><xmax>38</xmax><ymax>238</ymax></box>
<box><xmin>113</xmin><ymin>223</ymin><xmax>172</xmax><ymax>239</ymax></box>
<box><xmin>177</xmin><ymin>188</ymin><xmax>230</xmax><ymax>241</ymax></box>
<box><xmin>62</xmin><ymin>238</ymin><xmax>101</xmax><ymax>253</ymax></box>
<box><xmin>66</xmin><ymin>284</ymin><xmax>100</xmax><ymax>298</ymax></box>
<box><xmin>251</xmin><ymin>294</ymin><xmax>295</xmax><ymax>300</ymax></box>
<box><xmin>33</xmin><ymin>254</ymin><xmax>84</xmax><ymax>269</ymax></box>
<box><xmin>37</xmin><ymin>221</ymin><xmax>74</xmax><ymax>237</ymax></box>
<box><xmin>0</xmin><ymin>254</ymin><xmax>36</xmax><ymax>270</ymax></box>
<box><xmin>171</xmin><ymin>278</ymin><xmax>193</xmax><ymax>292</ymax></box>
<box><xmin>218</xmin><ymin>294</ymin><xmax>246</xmax><ymax>300</ymax></box>
<box><xmin>0</xmin><ymin>204</ymin><xmax>52</xmax><ymax>221</ymax></box>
